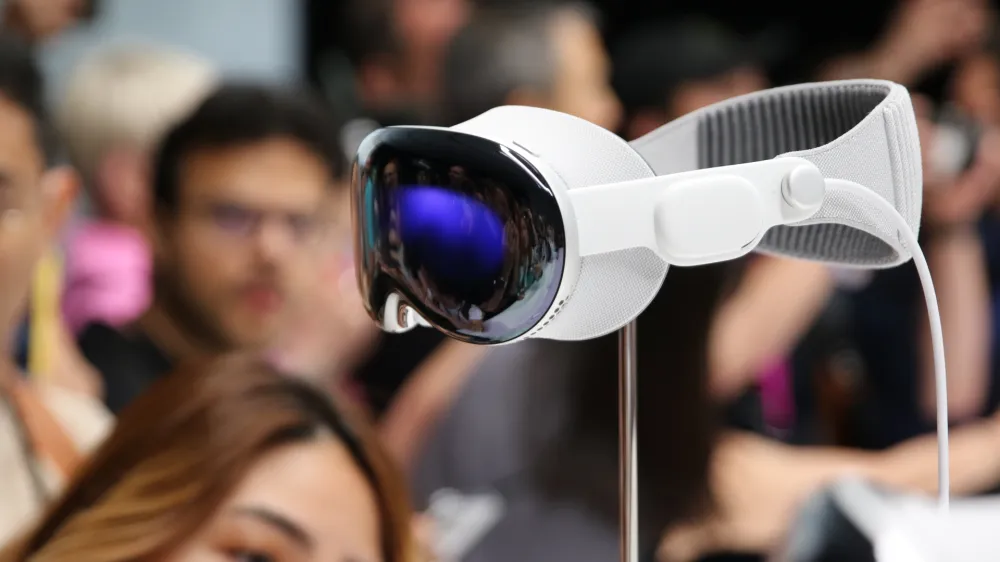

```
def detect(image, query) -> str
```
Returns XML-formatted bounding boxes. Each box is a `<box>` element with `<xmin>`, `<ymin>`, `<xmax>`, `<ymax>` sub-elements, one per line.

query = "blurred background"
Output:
<box><xmin>3</xmin><ymin>0</ymin><xmax>1000</xmax><ymax>561</ymax></box>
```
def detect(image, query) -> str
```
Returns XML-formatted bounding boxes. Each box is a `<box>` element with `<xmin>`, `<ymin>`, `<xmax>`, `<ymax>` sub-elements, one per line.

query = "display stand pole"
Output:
<box><xmin>619</xmin><ymin>320</ymin><xmax>639</xmax><ymax>562</ymax></box>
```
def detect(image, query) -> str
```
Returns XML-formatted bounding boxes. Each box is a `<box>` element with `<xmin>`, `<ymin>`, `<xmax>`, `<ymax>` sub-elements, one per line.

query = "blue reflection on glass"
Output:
<box><xmin>397</xmin><ymin>185</ymin><xmax>506</xmax><ymax>283</ymax></box>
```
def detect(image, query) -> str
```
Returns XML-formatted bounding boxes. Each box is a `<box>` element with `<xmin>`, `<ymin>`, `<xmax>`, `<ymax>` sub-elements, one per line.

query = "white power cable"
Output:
<box><xmin>829</xmin><ymin>179</ymin><xmax>950</xmax><ymax>512</ymax></box>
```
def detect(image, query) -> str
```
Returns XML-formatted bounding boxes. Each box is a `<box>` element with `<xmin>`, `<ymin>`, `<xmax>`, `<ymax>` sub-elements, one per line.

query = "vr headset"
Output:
<box><xmin>351</xmin><ymin>79</ymin><xmax>951</xmax><ymax>508</ymax></box>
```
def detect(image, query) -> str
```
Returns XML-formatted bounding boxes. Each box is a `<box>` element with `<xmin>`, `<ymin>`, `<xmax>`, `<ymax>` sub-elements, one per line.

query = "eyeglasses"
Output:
<box><xmin>199</xmin><ymin>203</ymin><xmax>331</xmax><ymax>247</ymax></box>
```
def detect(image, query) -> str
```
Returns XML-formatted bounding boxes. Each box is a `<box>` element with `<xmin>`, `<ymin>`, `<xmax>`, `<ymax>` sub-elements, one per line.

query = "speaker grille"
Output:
<box><xmin>541</xmin><ymin>247</ymin><xmax>667</xmax><ymax>340</ymax></box>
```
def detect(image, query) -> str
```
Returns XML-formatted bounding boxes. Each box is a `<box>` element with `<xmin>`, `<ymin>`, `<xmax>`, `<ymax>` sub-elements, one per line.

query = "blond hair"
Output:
<box><xmin>56</xmin><ymin>44</ymin><xmax>218</xmax><ymax>188</ymax></box>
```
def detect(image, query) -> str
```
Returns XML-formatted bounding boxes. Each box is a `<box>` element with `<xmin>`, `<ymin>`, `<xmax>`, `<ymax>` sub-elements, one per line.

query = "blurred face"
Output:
<box><xmin>5</xmin><ymin>0</ymin><xmax>87</xmax><ymax>41</ymax></box>
<box><xmin>0</xmin><ymin>95</ymin><xmax>63</xmax><ymax>348</ymax></box>
<box><xmin>549</xmin><ymin>11</ymin><xmax>622</xmax><ymax>131</ymax></box>
<box><xmin>95</xmin><ymin>146</ymin><xmax>153</xmax><ymax>235</ymax></box>
<box><xmin>669</xmin><ymin>66</ymin><xmax>769</xmax><ymax>119</ymax></box>
<box><xmin>395</xmin><ymin>0</ymin><xmax>469</xmax><ymax>55</ymax></box>
<box><xmin>394</xmin><ymin>0</ymin><xmax>470</xmax><ymax>99</ymax></box>
<box><xmin>952</xmin><ymin>53</ymin><xmax>1000</xmax><ymax>126</ymax></box>
<box><xmin>154</xmin><ymin>138</ymin><xmax>333</xmax><ymax>352</ymax></box>
<box><xmin>269</xmin><ymin>186</ymin><xmax>379</xmax><ymax>382</ymax></box>
<box><xmin>164</xmin><ymin>438</ymin><xmax>381</xmax><ymax>562</ymax></box>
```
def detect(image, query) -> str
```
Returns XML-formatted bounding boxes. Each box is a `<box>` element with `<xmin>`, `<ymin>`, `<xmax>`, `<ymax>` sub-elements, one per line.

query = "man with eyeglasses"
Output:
<box><xmin>77</xmin><ymin>84</ymin><xmax>349</xmax><ymax>413</ymax></box>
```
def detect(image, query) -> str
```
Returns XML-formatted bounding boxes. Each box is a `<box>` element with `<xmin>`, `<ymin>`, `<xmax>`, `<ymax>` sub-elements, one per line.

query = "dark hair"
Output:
<box><xmin>341</xmin><ymin>0</ymin><xmax>403</xmax><ymax>69</ymax></box>
<box><xmin>531</xmin><ymin>262</ymin><xmax>738</xmax><ymax>552</ymax></box>
<box><xmin>152</xmin><ymin>83</ymin><xmax>346</xmax><ymax>214</ymax></box>
<box><xmin>0</xmin><ymin>33</ymin><xmax>57</xmax><ymax>165</ymax></box>
<box><xmin>440</xmin><ymin>2</ymin><xmax>598</xmax><ymax>125</ymax></box>
<box><xmin>4</xmin><ymin>356</ymin><xmax>414</xmax><ymax>562</ymax></box>
<box><xmin>611</xmin><ymin>19</ymin><xmax>771</xmax><ymax>117</ymax></box>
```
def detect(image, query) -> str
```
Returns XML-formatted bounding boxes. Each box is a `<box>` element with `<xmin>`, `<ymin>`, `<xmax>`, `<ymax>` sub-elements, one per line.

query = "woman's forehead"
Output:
<box><xmin>223</xmin><ymin>439</ymin><xmax>381</xmax><ymax>554</ymax></box>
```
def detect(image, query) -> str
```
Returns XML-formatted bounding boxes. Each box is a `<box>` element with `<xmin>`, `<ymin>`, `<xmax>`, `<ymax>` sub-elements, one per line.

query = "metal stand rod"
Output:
<box><xmin>619</xmin><ymin>320</ymin><xmax>639</xmax><ymax>562</ymax></box>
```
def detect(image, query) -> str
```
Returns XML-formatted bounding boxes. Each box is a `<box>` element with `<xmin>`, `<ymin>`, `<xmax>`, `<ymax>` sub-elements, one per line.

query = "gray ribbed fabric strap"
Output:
<box><xmin>631</xmin><ymin>80</ymin><xmax>922</xmax><ymax>267</ymax></box>
<box><xmin>696</xmin><ymin>84</ymin><xmax>886</xmax><ymax>165</ymax></box>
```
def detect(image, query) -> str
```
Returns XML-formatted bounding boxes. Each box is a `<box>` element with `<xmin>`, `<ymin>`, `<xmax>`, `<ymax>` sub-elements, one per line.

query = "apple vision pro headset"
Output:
<box><xmin>351</xmin><ymin>79</ymin><xmax>949</xmax><ymax>508</ymax></box>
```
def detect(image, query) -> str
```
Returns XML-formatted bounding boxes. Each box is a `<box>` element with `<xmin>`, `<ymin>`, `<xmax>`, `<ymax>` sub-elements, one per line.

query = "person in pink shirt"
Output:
<box><xmin>55</xmin><ymin>44</ymin><xmax>218</xmax><ymax>335</ymax></box>
<box><xmin>60</xmin><ymin>220</ymin><xmax>151</xmax><ymax>334</ymax></box>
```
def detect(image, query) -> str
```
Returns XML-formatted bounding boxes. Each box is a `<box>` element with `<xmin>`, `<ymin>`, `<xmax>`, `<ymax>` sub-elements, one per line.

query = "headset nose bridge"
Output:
<box><xmin>381</xmin><ymin>292</ymin><xmax>430</xmax><ymax>333</ymax></box>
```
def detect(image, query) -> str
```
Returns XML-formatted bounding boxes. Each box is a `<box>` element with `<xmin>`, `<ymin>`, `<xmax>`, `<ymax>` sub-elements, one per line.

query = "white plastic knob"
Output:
<box><xmin>381</xmin><ymin>293</ymin><xmax>418</xmax><ymax>333</ymax></box>
<box><xmin>782</xmin><ymin>165</ymin><xmax>826</xmax><ymax>210</ymax></box>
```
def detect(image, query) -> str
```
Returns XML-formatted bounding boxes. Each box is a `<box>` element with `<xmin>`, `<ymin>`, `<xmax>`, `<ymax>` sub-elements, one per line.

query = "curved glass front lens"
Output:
<box><xmin>352</xmin><ymin>128</ymin><xmax>566</xmax><ymax>344</ymax></box>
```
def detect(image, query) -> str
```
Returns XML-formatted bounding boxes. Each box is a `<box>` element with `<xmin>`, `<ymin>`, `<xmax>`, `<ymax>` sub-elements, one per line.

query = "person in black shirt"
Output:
<box><xmin>78</xmin><ymin>84</ymin><xmax>347</xmax><ymax>413</ymax></box>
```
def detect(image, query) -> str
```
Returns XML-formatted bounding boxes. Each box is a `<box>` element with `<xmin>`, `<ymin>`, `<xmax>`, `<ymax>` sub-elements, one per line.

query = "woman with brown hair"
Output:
<box><xmin>1</xmin><ymin>356</ymin><xmax>417</xmax><ymax>562</ymax></box>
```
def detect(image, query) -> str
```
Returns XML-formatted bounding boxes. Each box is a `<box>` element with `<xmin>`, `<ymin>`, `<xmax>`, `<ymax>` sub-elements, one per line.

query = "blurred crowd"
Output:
<box><xmin>0</xmin><ymin>0</ymin><xmax>1000</xmax><ymax>561</ymax></box>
